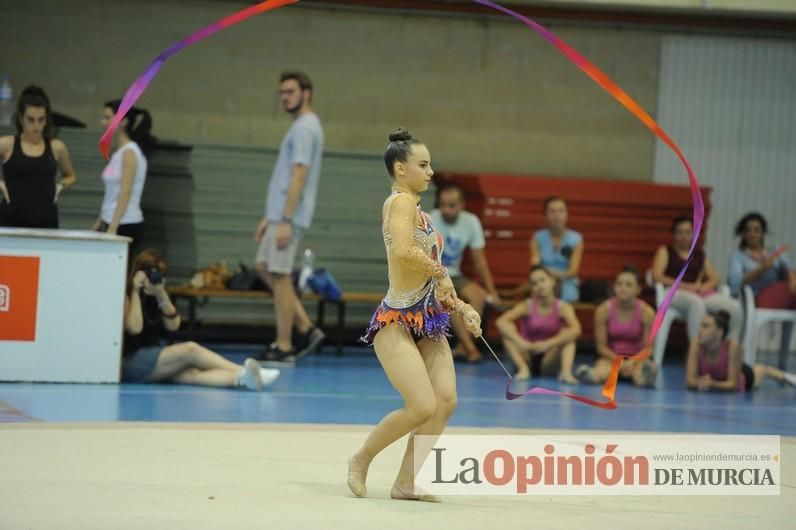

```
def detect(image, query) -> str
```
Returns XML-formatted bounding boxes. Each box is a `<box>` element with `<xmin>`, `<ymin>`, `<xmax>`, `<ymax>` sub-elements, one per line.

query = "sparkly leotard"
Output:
<box><xmin>362</xmin><ymin>191</ymin><xmax>450</xmax><ymax>344</ymax></box>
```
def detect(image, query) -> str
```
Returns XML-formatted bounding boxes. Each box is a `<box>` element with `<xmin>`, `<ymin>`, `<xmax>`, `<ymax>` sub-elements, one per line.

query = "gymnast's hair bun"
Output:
<box><xmin>389</xmin><ymin>128</ymin><xmax>413</xmax><ymax>143</ymax></box>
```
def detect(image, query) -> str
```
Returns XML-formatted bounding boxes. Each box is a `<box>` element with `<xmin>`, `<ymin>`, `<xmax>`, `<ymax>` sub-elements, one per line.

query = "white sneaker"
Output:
<box><xmin>240</xmin><ymin>358</ymin><xmax>263</xmax><ymax>391</ymax></box>
<box><xmin>260</xmin><ymin>368</ymin><xmax>280</xmax><ymax>388</ymax></box>
<box><xmin>783</xmin><ymin>372</ymin><xmax>796</xmax><ymax>388</ymax></box>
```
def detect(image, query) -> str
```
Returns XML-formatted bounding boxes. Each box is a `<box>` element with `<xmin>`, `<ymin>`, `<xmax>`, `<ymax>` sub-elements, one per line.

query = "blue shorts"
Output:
<box><xmin>122</xmin><ymin>346</ymin><xmax>162</xmax><ymax>383</ymax></box>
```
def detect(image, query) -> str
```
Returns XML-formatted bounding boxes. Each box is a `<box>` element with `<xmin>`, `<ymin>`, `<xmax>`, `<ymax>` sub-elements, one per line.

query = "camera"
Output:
<box><xmin>144</xmin><ymin>266</ymin><xmax>163</xmax><ymax>286</ymax></box>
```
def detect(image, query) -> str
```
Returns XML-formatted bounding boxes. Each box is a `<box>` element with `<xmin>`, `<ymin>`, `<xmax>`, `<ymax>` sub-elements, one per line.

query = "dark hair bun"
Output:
<box><xmin>21</xmin><ymin>85</ymin><xmax>47</xmax><ymax>98</ymax></box>
<box><xmin>389</xmin><ymin>128</ymin><xmax>413</xmax><ymax>143</ymax></box>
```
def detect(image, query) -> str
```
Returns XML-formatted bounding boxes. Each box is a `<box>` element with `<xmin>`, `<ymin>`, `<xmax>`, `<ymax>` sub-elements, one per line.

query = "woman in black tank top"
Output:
<box><xmin>0</xmin><ymin>85</ymin><xmax>77</xmax><ymax>228</ymax></box>
<box><xmin>650</xmin><ymin>215</ymin><xmax>743</xmax><ymax>340</ymax></box>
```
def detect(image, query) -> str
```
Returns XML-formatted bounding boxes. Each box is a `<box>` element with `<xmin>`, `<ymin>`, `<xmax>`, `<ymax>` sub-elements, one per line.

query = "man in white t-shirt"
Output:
<box><xmin>430</xmin><ymin>184</ymin><xmax>501</xmax><ymax>362</ymax></box>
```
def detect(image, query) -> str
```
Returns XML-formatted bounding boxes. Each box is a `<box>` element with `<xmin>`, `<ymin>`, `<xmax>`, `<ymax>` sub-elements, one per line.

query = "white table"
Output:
<box><xmin>0</xmin><ymin>228</ymin><xmax>130</xmax><ymax>383</ymax></box>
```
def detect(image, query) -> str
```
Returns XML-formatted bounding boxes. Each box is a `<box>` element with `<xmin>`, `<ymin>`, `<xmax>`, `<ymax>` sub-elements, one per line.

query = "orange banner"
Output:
<box><xmin>0</xmin><ymin>256</ymin><xmax>40</xmax><ymax>341</ymax></box>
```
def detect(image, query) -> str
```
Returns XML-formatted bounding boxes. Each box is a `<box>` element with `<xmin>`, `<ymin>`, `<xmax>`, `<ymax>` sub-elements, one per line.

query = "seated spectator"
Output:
<box><xmin>728</xmin><ymin>212</ymin><xmax>796</xmax><ymax>309</ymax></box>
<box><xmin>430</xmin><ymin>183</ymin><xmax>501</xmax><ymax>363</ymax></box>
<box><xmin>686</xmin><ymin>311</ymin><xmax>796</xmax><ymax>392</ymax></box>
<box><xmin>502</xmin><ymin>196</ymin><xmax>583</xmax><ymax>303</ymax></box>
<box><xmin>123</xmin><ymin>249</ymin><xmax>279</xmax><ymax>389</ymax></box>
<box><xmin>652</xmin><ymin>215</ymin><xmax>742</xmax><ymax>339</ymax></box>
<box><xmin>496</xmin><ymin>265</ymin><xmax>580</xmax><ymax>383</ymax></box>
<box><xmin>576</xmin><ymin>266</ymin><xmax>657</xmax><ymax>388</ymax></box>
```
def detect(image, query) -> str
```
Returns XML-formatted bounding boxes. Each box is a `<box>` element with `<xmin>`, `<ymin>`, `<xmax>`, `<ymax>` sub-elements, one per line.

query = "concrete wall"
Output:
<box><xmin>0</xmin><ymin>0</ymin><xmax>660</xmax><ymax>179</ymax></box>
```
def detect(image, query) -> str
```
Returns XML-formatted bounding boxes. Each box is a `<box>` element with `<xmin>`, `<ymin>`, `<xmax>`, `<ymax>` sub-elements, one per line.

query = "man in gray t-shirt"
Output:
<box><xmin>430</xmin><ymin>184</ymin><xmax>501</xmax><ymax>363</ymax></box>
<box><xmin>255</xmin><ymin>71</ymin><xmax>325</xmax><ymax>363</ymax></box>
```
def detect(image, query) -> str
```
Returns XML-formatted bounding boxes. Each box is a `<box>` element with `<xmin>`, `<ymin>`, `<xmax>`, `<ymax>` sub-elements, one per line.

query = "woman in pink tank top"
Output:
<box><xmin>687</xmin><ymin>311</ymin><xmax>796</xmax><ymax>392</ymax></box>
<box><xmin>496</xmin><ymin>265</ymin><xmax>581</xmax><ymax>383</ymax></box>
<box><xmin>576</xmin><ymin>267</ymin><xmax>657</xmax><ymax>387</ymax></box>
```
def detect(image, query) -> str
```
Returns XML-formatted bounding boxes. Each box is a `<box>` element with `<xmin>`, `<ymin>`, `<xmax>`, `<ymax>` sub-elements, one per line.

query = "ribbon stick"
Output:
<box><xmin>98</xmin><ymin>0</ymin><xmax>297</xmax><ymax>158</ymax></box>
<box><xmin>474</xmin><ymin>0</ymin><xmax>704</xmax><ymax>408</ymax></box>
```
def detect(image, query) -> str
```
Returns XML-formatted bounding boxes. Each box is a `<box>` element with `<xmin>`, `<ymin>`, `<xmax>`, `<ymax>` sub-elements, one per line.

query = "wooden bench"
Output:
<box><xmin>168</xmin><ymin>286</ymin><xmax>383</xmax><ymax>355</ymax></box>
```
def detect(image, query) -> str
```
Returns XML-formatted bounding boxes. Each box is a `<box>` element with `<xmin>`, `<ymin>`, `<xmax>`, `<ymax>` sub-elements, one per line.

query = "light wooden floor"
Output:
<box><xmin>1</xmin><ymin>423</ymin><xmax>793</xmax><ymax>530</ymax></box>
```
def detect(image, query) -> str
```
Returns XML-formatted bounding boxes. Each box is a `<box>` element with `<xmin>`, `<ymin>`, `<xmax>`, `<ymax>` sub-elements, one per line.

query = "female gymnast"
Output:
<box><xmin>348</xmin><ymin>128</ymin><xmax>481</xmax><ymax>501</ymax></box>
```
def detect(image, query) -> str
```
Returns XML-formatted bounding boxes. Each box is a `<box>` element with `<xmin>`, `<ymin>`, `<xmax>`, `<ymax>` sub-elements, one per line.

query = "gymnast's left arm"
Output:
<box><xmin>436</xmin><ymin>281</ymin><xmax>481</xmax><ymax>337</ymax></box>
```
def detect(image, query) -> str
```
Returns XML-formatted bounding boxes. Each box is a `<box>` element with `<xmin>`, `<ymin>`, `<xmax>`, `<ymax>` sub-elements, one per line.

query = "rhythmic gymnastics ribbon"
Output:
<box><xmin>474</xmin><ymin>0</ymin><xmax>704</xmax><ymax>409</ymax></box>
<box><xmin>98</xmin><ymin>0</ymin><xmax>297</xmax><ymax>159</ymax></box>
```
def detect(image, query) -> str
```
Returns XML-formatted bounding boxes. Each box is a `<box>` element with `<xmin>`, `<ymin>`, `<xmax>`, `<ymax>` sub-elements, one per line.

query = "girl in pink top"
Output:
<box><xmin>497</xmin><ymin>265</ymin><xmax>581</xmax><ymax>383</ymax></box>
<box><xmin>686</xmin><ymin>311</ymin><xmax>796</xmax><ymax>392</ymax></box>
<box><xmin>577</xmin><ymin>267</ymin><xmax>657</xmax><ymax>387</ymax></box>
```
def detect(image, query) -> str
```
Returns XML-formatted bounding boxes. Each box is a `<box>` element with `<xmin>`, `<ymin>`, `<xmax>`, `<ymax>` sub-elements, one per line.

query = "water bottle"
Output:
<box><xmin>0</xmin><ymin>75</ymin><xmax>12</xmax><ymax>126</ymax></box>
<box><xmin>298</xmin><ymin>248</ymin><xmax>314</xmax><ymax>292</ymax></box>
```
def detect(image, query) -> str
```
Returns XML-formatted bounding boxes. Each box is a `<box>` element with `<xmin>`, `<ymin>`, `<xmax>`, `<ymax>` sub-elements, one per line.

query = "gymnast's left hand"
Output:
<box><xmin>462</xmin><ymin>306</ymin><xmax>482</xmax><ymax>338</ymax></box>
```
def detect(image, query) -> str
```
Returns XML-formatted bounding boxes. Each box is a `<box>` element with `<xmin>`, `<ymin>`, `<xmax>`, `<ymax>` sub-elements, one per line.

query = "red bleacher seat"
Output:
<box><xmin>436</xmin><ymin>173</ymin><xmax>712</xmax><ymax>341</ymax></box>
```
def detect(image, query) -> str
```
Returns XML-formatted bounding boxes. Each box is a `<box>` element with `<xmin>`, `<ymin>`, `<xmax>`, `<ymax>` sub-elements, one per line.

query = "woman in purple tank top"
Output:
<box><xmin>576</xmin><ymin>267</ymin><xmax>657</xmax><ymax>387</ymax></box>
<box><xmin>686</xmin><ymin>311</ymin><xmax>796</xmax><ymax>392</ymax></box>
<box><xmin>496</xmin><ymin>265</ymin><xmax>581</xmax><ymax>383</ymax></box>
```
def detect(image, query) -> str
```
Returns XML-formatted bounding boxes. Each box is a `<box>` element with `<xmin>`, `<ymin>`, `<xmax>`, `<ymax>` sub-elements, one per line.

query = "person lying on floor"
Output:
<box><xmin>122</xmin><ymin>248</ymin><xmax>279</xmax><ymax>390</ymax></box>
<box><xmin>686</xmin><ymin>310</ymin><xmax>796</xmax><ymax>392</ymax></box>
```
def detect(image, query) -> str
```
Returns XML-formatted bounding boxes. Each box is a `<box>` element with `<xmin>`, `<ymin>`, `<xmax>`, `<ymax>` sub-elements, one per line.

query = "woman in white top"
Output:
<box><xmin>94</xmin><ymin>99</ymin><xmax>154</xmax><ymax>255</ymax></box>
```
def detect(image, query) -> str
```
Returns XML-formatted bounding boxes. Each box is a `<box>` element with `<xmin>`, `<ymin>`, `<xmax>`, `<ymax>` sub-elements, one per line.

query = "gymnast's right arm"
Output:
<box><xmin>387</xmin><ymin>193</ymin><xmax>446</xmax><ymax>280</ymax></box>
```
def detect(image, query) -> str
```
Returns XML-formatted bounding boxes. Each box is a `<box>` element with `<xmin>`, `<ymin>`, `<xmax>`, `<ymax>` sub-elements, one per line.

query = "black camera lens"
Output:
<box><xmin>145</xmin><ymin>267</ymin><xmax>163</xmax><ymax>285</ymax></box>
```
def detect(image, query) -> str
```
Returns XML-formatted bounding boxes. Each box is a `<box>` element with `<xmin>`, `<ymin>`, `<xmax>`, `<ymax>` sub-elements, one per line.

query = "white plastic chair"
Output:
<box><xmin>651</xmin><ymin>282</ymin><xmax>684</xmax><ymax>386</ymax></box>
<box><xmin>741</xmin><ymin>284</ymin><xmax>796</xmax><ymax>369</ymax></box>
